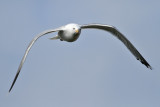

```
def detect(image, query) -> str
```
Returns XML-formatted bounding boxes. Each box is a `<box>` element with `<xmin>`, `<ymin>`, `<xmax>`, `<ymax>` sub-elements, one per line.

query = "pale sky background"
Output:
<box><xmin>0</xmin><ymin>0</ymin><xmax>160</xmax><ymax>107</ymax></box>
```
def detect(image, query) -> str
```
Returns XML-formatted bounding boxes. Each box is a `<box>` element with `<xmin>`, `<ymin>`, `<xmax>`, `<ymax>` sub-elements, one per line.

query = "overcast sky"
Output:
<box><xmin>0</xmin><ymin>0</ymin><xmax>160</xmax><ymax>107</ymax></box>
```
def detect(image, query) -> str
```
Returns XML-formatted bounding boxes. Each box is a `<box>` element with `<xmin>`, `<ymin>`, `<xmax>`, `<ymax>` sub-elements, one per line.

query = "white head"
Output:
<box><xmin>59</xmin><ymin>23</ymin><xmax>81</xmax><ymax>42</ymax></box>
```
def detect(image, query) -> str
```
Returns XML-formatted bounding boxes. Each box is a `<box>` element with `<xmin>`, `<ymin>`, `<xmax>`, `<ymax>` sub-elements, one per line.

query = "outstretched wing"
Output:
<box><xmin>81</xmin><ymin>24</ymin><xmax>152</xmax><ymax>69</ymax></box>
<box><xmin>9</xmin><ymin>27</ymin><xmax>63</xmax><ymax>92</ymax></box>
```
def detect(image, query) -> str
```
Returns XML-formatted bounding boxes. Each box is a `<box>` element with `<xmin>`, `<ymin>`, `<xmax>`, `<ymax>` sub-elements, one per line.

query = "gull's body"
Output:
<box><xmin>9</xmin><ymin>23</ymin><xmax>152</xmax><ymax>92</ymax></box>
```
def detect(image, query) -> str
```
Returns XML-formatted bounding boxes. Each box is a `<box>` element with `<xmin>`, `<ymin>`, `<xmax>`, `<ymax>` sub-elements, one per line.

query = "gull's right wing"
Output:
<box><xmin>9</xmin><ymin>27</ymin><xmax>64</xmax><ymax>92</ymax></box>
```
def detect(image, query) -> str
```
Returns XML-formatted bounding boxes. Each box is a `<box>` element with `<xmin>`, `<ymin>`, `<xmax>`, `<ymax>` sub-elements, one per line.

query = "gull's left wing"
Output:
<box><xmin>80</xmin><ymin>24</ymin><xmax>152</xmax><ymax>69</ymax></box>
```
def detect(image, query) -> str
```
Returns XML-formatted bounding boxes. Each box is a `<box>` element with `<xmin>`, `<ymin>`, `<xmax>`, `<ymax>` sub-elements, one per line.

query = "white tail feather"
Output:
<box><xmin>49</xmin><ymin>35</ymin><xmax>60</xmax><ymax>40</ymax></box>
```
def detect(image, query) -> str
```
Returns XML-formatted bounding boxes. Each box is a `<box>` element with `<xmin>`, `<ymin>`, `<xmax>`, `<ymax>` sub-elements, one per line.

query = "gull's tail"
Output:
<box><xmin>49</xmin><ymin>35</ymin><xmax>60</xmax><ymax>40</ymax></box>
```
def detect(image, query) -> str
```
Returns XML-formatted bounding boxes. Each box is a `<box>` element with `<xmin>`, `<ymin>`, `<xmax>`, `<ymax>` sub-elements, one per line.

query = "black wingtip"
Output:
<box><xmin>140</xmin><ymin>59</ymin><xmax>152</xmax><ymax>70</ymax></box>
<box><xmin>147</xmin><ymin>65</ymin><xmax>153</xmax><ymax>70</ymax></box>
<box><xmin>144</xmin><ymin>62</ymin><xmax>152</xmax><ymax>70</ymax></box>
<box><xmin>9</xmin><ymin>82</ymin><xmax>14</xmax><ymax>93</ymax></box>
<box><xmin>9</xmin><ymin>71</ymin><xmax>20</xmax><ymax>93</ymax></box>
<box><xmin>9</xmin><ymin>87</ymin><xmax>12</xmax><ymax>93</ymax></box>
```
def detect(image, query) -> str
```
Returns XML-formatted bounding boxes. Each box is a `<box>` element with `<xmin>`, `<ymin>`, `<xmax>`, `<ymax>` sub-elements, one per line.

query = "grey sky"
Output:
<box><xmin>0</xmin><ymin>0</ymin><xmax>160</xmax><ymax>107</ymax></box>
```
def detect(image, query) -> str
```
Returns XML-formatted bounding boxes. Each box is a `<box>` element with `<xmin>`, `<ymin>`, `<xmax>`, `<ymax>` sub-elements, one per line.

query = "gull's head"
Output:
<box><xmin>60</xmin><ymin>23</ymin><xmax>81</xmax><ymax>42</ymax></box>
<box><xmin>65</xmin><ymin>23</ymin><xmax>81</xmax><ymax>36</ymax></box>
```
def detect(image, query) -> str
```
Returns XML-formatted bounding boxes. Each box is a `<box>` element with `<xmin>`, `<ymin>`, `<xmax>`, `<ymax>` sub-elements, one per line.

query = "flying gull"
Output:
<box><xmin>9</xmin><ymin>23</ymin><xmax>152</xmax><ymax>92</ymax></box>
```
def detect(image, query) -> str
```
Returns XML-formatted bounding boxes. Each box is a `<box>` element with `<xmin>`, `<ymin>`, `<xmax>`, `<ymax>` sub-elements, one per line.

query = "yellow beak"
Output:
<box><xmin>75</xmin><ymin>29</ymin><xmax>79</xmax><ymax>33</ymax></box>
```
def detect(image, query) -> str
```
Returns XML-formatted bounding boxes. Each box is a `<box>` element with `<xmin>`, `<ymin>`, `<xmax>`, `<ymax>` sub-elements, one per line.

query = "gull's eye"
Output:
<box><xmin>73</xmin><ymin>28</ymin><xmax>75</xmax><ymax>30</ymax></box>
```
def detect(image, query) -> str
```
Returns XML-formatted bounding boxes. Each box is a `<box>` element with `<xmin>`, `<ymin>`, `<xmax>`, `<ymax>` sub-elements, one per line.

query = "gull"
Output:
<box><xmin>9</xmin><ymin>23</ymin><xmax>152</xmax><ymax>92</ymax></box>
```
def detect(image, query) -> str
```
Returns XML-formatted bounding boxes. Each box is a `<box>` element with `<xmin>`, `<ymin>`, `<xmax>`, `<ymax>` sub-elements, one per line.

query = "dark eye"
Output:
<box><xmin>73</xmin><ymin>28</ymin><xmax>75</xmax><ymax>30</ymax></box>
